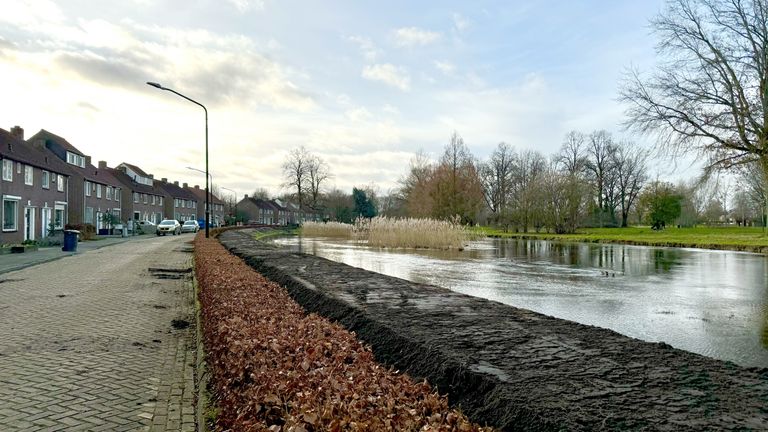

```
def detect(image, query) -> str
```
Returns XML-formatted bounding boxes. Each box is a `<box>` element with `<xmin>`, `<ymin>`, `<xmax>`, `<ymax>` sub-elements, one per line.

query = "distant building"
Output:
<box><xmin>156</xmin><ymin>179</ymin><xmax>198</xmax><ymax>222</ymax></box>
<box><xmin>107</xmin><ymin>162</ymin><xmax>165</xmax><ymax>224</ymax></box>
<box><xmin>184</xmin><ymin>184</ymin><xmax>226</xmax><ymax>227</ymax></box>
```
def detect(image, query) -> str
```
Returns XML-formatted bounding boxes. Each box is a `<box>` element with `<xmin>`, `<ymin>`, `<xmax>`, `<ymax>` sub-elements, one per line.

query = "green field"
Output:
<box><xmin>475</xmin><ymin>226</ymin><xmax>768</xmax><ymax>253</ymax></box>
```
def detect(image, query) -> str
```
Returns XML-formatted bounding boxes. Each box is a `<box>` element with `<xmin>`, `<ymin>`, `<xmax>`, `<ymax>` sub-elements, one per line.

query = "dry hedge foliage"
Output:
<box><xmin>195</xmin><ymin>235</ymin><xmax>493</xmax><ymax>431</ymax></box>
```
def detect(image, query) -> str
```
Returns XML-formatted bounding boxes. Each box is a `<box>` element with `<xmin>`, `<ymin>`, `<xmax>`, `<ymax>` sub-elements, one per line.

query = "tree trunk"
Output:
<box><xmin>762</xmin><ymin>157</ymin><xmax>768</xmax><ymax>235</ymax></box>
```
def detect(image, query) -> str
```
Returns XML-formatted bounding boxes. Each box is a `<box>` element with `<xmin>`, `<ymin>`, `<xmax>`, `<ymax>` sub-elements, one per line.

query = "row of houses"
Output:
<box><xmin>237</xmin><ymin>195</ymin><xmax>324</xmax><ymax>225</ymax></box>
<box><xmin>0</xmin><ymin>125</ymin><xmax>227</xmax><ymax>244</ymax></box>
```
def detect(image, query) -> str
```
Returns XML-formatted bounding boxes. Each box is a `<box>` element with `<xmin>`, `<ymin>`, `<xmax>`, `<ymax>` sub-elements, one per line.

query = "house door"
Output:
<box><xmin>41</xmin><ymin>208</ymin><xmax>51</xmax><ymax>238</ymax></box>
<box><xmin>24</xmin><ymin>207</ymin><xmax>35</xmax><ymax>241</ymax></box>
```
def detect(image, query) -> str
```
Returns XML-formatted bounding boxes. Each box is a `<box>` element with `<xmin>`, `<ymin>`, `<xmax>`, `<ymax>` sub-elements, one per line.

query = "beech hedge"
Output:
<box><xmin>195</xmin><ymin>234</ymin><xmax>492</xmax><ymax>431</ymax></box>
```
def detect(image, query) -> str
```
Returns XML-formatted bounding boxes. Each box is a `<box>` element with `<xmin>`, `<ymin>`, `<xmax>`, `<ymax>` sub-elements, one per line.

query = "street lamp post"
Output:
<box><xmin>220</xmin><ymin>187</ymin><xmax>236</xmax><ymax>225</ymax></box>
<box><xmin>186</xmin><ymin>166</ymin><xmax>213</xmax><ymax>227</ymax></box>
<box><xmin>147</xmin><ymin>82</ymin><xmax>210</xmax><ymax>238</ymax></box>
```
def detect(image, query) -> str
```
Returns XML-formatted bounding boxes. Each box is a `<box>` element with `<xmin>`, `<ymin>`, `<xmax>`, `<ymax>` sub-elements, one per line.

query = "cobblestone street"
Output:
<box><xmin>0</xmin><ymin>234</ymin><xmax>197</xmax><ymax>431</ymax></box>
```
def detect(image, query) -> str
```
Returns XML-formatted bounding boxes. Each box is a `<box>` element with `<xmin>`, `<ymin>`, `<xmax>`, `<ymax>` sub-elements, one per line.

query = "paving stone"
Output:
<box><xmin>0</xmin><ymin>235</ymin><xmax>197</xmax><ymax>431</ymax></box>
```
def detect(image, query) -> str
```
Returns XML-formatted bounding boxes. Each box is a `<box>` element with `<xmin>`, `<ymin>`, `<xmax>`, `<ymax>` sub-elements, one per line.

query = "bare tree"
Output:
<box><xmin>510</xmin><ymin>149</ymin><xmax>546</xmax><ymax>231</ymax></box>
<box><xmin>479</xmin><ymin>142</ymin><xmax>516</xmax><ymax>215</ymax></box>
<box><xmin>557</xmin><ymin>131</ymin><xmax>588</xmax><ymax>175</ymax></box>
<box><xmin>251</xmin><ymin>187</ymin><xmax>271</xmax><ymax>200</ymax></box>
<box><xmin>585</xmin><ymin>130</ymin><xmax>618</xmax><ymax>226</ymax></box>
<box><xmin>281</xmin><ymin>146</ymin><xmax>311</xmax><ymax>220</ymax></box>
<box><xmin>433</xmin><ymin>132</ymin><xmax>484</xmax><ymax>223</ymax></box>
<box><xmin>621</xmin><ymin>0</ymin><xmax>768</xmax><ymax>224</ymax></box>
<box><xmin>612</xmin><ymin>142</ymin><xmax>649</xmax><ymax>227</ymax></box>
<box><xmin>306</xmin><ymin>154</ymin><xmax>331</xmax><ymax>209</ymax></box>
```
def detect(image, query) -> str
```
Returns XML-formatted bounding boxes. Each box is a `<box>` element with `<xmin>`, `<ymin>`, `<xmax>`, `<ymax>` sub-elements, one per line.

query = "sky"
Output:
<box><xmin>0</xmin><ymin>0</ymin><xmax>679</xmax><ymax>200</ymax></box>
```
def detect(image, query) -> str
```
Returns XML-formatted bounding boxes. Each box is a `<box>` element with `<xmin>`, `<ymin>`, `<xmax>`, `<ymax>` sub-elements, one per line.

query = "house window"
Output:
<box><xmin>42</xmin><ymin>171</ymin><xmax>50</xmax><ymax>189</ymax></box>
<box><xmin>143</xmin><ymin>194</ymin><xmax>148</xmax><ymax>204</ymax></box>
<box><xmin>159</xmin><ymin>197</ymin><xmax>163</xmax><ymax>206</ymax></box>
<box><xmin>151</xmin><ymin>195</ymin><xmax>155</xmax><ymax>205</ymax></box>
<box><xmin>85</xmin><ymin>207</ymin><xmax>94</xmax><ymax>224</ymax></box>
<box><xmin>3</xmin><ymin>198</ymin><xmax>19</xmax><ymax>231</ymax></box>
<box><xmin>16</xmin><ymin>162</ymin><xmax>21</xmax><ymax>174</ymax></box>
<box><xmin>57</xmin><ymin>175</ymin><xmax>64</xmax><ymax>192</ymax></box>
<box><xmin>54</xmin><ymin>208</ymin><xmax>64</xmax><ymax>229</ymax></box>
<box><xmin>133</xmin><ymin>192</ymin><xmax>139</xmax><ymax>203</ymax></box>
<box><xmin>115</xmin><ymin>189</ymin><xmax>120</xmax><ymax>202</ymax></box>
<box><xmin>85</xmin><ymin>181</ymin><xmax>91</xmax><ymax>197</ymax></box>
<box><xmin>24</xmin><ymin>165</ymin><xmax>33</xmax><ymax>185</ymax></box>
<box><xmin>66</xmin><ymin>152</ymin><xmax>85</xmax><ymax>168</ymax></box>
<box><xmin>96</xmin><ymin>184</ymin><xmax>102</xmax><ymax>198</ymax></box>
<box><xmin>106</xmin><ymin>186</ymin><xmax>112</xmax><ymax>200</ymax></box>
<box><xmin>2</xmin><ymin>160</ymin><xmax>12</xmax><ymax>181</ymax></box>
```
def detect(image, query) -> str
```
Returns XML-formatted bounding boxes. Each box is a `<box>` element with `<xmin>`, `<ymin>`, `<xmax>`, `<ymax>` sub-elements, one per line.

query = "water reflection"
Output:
<box><xmin>273</xmin><ymin>236</ymin><xmax>768</xmax><ymax>368</ymax></box>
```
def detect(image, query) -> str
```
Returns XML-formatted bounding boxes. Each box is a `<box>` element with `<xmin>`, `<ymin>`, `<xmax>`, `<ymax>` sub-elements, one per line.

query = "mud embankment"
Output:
<box><xmin>219</xmin><ymin>229</ymin><xmax>768</xmax><ymax>431</ymax></box>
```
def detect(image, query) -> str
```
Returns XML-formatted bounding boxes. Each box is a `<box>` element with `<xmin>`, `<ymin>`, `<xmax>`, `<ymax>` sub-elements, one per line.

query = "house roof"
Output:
<box><xmin>252</xmin><ymin>198</ymin><xmax>279</xmax><ymax>211</ymax></box>
<box><xmin>31</xmin><ymin>129</ymin><xmax>84</xmax><ymax>155</ymax></box>
<box><xmin>157</xmin><ymin>180</ymin><xmax>198</xmax><ymax>201</ymax></box>
<box><xmin>0</xmin><ymin>128</ymin><xmax>71</xmax><ymax>175</ymax></box>
<box><xmin>27</xmin><ymin>129</ymin><xmax>123</xmax><ymax>187</ymax></box>
<box><xmin>106</xmin><ymin>167</ymin><xmax>161</xmax><ymax>195</ymax></box>
<box><xmin>118</xmin><ymin>162</ymin><xmax>150</xmax><ymax>178</ymax></box>
<box><xmin>185</xmin><ymin>185</ymin><xmax>225</xmax><ymax>205</ymax></box>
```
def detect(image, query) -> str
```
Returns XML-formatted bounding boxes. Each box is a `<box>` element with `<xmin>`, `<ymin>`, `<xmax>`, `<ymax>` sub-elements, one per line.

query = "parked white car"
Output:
<box><xmin>156</xmin><ymin>219</ymin><xmax>181</xmax><ymax>236</ymax></box>
<box><xmin>181</xmin><ymin>220</ymin><xmax>199</xmax><ymax>233</ymax></box>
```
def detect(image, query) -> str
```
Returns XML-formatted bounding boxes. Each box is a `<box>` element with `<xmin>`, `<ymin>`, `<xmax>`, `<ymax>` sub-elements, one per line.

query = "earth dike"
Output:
<box><xmin>219</xmin><ymin>229</ymin><xmax>768</xmax><ymax>431</ymax></box>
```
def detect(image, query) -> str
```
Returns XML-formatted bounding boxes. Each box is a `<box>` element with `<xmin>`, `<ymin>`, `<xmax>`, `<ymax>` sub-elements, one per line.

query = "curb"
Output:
<box><xmin>192</xmin><ymin>256</ymin><xmax>211</xmax><ymax>432</ymax></box>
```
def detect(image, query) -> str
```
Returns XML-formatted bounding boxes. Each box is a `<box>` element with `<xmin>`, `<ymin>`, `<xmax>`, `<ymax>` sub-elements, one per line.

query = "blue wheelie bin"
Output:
<box><xmin>62</xmin><ymin>230</ymin><xmax>80</xmax><ymax>252</ymax></box>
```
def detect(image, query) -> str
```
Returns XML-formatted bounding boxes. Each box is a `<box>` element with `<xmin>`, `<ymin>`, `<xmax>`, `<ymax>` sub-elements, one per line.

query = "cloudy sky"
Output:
<box><xmin>0</xmin><ymin>0</ymin><xmax>673</xmax><ymax>199</ymax></box>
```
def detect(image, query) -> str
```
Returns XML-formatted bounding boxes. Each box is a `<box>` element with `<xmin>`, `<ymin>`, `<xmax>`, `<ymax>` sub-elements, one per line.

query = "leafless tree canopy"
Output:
<box><xmin>281</xmin><ymin>146</ymin><xmax>311</xmax><ymax>209</ymax></box>
<box><xmin>621</xmin><ymin>0</ymin><xmax>768</xmax><ymax>169</ymax></box>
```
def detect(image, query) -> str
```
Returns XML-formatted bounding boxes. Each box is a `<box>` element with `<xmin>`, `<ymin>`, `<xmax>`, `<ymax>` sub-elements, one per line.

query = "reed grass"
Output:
<box><xmin>358</xmin><ymin>216</ymin><xmax>468</xmax><ymax>250</ymax></box>
<box><xmin>301</xmin><ymin>221</ymin><xmax>354</xmax><ymax>237</ymax></box>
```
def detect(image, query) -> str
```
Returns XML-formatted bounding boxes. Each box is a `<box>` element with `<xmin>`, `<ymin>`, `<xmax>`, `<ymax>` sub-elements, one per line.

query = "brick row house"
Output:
<box><xmin>28</xmin><ymin>130</ymin><xmax>124</xmax><ymax>231</ymax></box>
<box><xmin>0</xmin><ymin>127</ymin><xmax>71</xmax><ymax>244</ymax></box>
<box><xmin>157</xmin><ymin>179</ymin><xmax>198</xmax><ymax>222</ymax></box>
<box><xmin>107</xmin><ymin>163</ymin><xmax>165</xmax><ymax>224</ymax></box>
<box><xmin>2</xmin><ymin>125</ymin><xmax>232</xmax><ymax>243</ymax></box>
<box><xmin>237</xmin><ymin>196</ymin><xmax>323</xmax><ymax>225</ymax></box>
<box><xmin>184</xmin><ymin>184</ymin><xmax>225</xmax><ymax>227</ymax></box>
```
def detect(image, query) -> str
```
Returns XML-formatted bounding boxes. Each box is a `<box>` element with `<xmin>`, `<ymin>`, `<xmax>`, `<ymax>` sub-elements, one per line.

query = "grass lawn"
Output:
<box><xmin>475</xmin><ymin>225</ymin><xmax>768</xmax><ymax>253</ymax></box>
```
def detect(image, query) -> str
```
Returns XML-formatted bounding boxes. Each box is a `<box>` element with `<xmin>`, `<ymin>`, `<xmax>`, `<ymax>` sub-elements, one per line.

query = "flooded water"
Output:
<box><xmin>273</xmin><ymin>236</ymin><xmax>768</xmax><ymax>368</ymax></box>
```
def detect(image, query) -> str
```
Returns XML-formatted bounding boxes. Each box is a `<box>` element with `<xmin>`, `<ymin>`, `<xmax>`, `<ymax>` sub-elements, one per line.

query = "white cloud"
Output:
<box><xmin>393</xmin><ymin>27</ymin><xmax>441</xmax><ymax>47</ymax></box>
<box><xmin>382</xmin><ymin>104</ymin><xmax>400</xmax><ymax>115</ymax></box>
<box><xmin>362</xmin><ymin>63</ymin><xmax>410</xmax><ymax>91</ymax></box>
<box><xmin>434</xmin><ymin>60</ymin><xmax>455</xmax><ymax>75</ymax></box>
<box><xmin>345</xmin><ymin>107</ymin><xmax>372</xmax><ymax>122</ymax></box>
<box><xmin>347</xmin><ymin>35</ymin><xmax>380</xmax><ymax>61</ymax></box>
<box><xmin>452</xmin><ymin>13</ymin><xmax>471</xmax><ymax>32</ymax></box>
<box><xmin>226</xmin><ymin>0</ymin><xmax>265</xmax><ymax>13</ymax></box>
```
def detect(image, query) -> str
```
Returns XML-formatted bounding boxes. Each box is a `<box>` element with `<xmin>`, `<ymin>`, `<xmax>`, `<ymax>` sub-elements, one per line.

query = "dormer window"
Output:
<box><xmin>66</xmin><ymin>151</ymin><xmax>85</xmax><ymax>168</ymax></box>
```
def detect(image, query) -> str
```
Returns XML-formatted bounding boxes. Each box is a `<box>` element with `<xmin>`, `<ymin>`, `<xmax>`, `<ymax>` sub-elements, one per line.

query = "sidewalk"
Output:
<box><xmin>0</xmin><ymin>233</ymin><xmax>174</xmax><ymax>275</ymax></box>
<box><xmin>0</xmin><ymin>234</ymin><xmax>197</xmax><ymax>431</ymax></box>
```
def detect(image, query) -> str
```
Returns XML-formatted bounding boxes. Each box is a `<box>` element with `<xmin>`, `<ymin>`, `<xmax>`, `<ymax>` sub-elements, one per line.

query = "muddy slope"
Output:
<box><xmin>219</xmin><ymin>230</ymin><xmax>768</xmax><ymax>431</ymax></box>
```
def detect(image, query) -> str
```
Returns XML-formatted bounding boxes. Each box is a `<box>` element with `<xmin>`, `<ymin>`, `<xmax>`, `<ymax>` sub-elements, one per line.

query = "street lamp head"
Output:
<box><xmin>146</xmin><ymin>81</ymin><xmax>163</xmax><ymax>89</ymax></box>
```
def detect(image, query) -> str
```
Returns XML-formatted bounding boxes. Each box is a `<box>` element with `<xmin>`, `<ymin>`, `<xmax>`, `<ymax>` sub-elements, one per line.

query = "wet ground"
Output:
<box><xmin>222</xmin><ymin>229</ymin><xmax>768</xmax><ymax>431</ymax></box>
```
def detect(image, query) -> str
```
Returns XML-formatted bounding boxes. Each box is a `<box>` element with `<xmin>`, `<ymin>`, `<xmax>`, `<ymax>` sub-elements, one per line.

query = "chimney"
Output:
<box><xmin>161</xmin><ymin>177</ymin><xmax>167</xmax><ymax>183</ymax></box>
<box><xmin>85</xmin><ymin>156</ymin><xmax>91</xmax><ymax>166</ymax></box>
<box><xmin>194</xmin><ymin>185</ymin><xmax>200</xmax><ymax>190</ymax></box>
<box><xmin>10</xmin><ymin>126</ymin><xmax>23</xmax><ymax>140</ymax></box>
<box><xmin>182</xmin><ymin>182</ymin><xmax>188</xmax><ymax>189</ymax></box>
<box><xmin>174</xmin><ymin>181</ymin><xmax>179</xmax><ymax>186</ymax></box>
<box><xmin>244</xmin><ymin>194</ymin><xmax>249</xmax><ymax>199</ymax></box>
<box><xmin>98</xmin><ymin>160</ymin><xmax>106</xmax><ymax>169</ymax></box>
